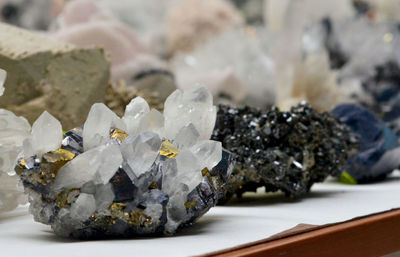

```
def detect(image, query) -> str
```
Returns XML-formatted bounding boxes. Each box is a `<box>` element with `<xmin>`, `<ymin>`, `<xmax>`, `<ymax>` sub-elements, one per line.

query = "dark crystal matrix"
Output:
<box><xmin>212</xmin><ymin>102</ymin><xmax>358</xmax><ymax>201</ymax></box>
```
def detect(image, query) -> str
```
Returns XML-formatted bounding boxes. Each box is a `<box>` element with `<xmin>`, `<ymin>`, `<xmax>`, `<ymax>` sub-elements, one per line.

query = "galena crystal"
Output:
<box><xmin>212</xmin><ymin>102</ymin><xmax>358</xmax><ymax>201</ymax></box>
<box><xmin>16</xmin><ymin>87</ymin><xmax>233</xmax><ymax>238</ymax></box>
<box><xmin>0</xmin><ymin>69</ymin><xmax>30</xmax><ymax>212</ymax></box>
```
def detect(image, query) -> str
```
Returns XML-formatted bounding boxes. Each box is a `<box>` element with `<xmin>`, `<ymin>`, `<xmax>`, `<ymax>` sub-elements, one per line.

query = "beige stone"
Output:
<box><xmin>0</xmin><ymin>23</ymin><xmax>110</xmax><ymax>130</ymax></box>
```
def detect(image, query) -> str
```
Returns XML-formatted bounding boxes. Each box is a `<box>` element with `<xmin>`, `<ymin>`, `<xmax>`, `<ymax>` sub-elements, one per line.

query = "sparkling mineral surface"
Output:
<box><xmin>16</xmin><ymin>87</ymin><xmax>232</xmax><ymax>238</ymax></box>
<box><xmin>212</xmin><ymin>102</ymin><xmax>358</xmax><ymax>201</ymax></box>
<box><xmin>332</xmin><ymin>104</ymin><xmax>400</xmax><ymax>183</ymax></box>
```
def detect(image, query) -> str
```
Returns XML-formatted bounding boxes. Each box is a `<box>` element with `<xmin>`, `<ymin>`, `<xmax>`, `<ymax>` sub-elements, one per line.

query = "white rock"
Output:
<box><xmin>120</xmin><ymin>132</ymin><xmax>162</xmax><ymax>177</ymax></box>
<box><xmin>164</xmin><ymin>87</ymin><xmax>216</xmax><ymax>141</ymax></box>
<box><xmin>83</xmin><ymin>103</ymin><xmax>126</xmax><ymax>150</ymax></box>
<box><xmin>190</xmin><ymin>140</ymin><xmax>222</xmax><ymax>170</ymax></box>
<box><xmin>31</xmin><ymin>111</ymin><xmax>63</xmax><ymax>156</ymax></box>
<box><xmin>174</xmin><ymin>123</ymin><xmax>200</xmax><ymax>149</ymax></box>
<box><xmin>0</xmin><ymin>68</ymin><xmax>6</xmax><ymax>96</ymax></box>
<box><xmin>69</xmin><ymin>193</ymin><xmax>96</xmax><ymax>221</ymax></box>
<box><xmin>53</xmin><ymin>144</ymin><xmax>122</xmax><ymax>191</ymax></box>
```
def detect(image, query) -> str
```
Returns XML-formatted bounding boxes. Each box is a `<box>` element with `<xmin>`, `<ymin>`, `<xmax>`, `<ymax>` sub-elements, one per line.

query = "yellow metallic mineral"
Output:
<box><xmin>160</xmin><ymin>140</ymin><xmax>179</xmax><ymax>158</ymax></box>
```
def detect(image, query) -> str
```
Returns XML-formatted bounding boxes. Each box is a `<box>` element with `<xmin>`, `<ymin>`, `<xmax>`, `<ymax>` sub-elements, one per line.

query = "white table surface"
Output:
<box><xmin>1</xmin><ymin>172</ymin><xmax>400</xmax><ymax>257</ymax></box>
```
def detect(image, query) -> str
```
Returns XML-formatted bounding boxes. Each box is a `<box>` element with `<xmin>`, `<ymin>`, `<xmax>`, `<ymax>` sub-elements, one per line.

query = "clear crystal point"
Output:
<box><xmin>83</xmin><ymin>103</ymin><xmax>126</xmax><ymax>151</ymax></box>
<box><xmin>120</xmin><ymin>132</ymin><xmax>162</xmax><ymax>176</ymax></box>
<box><xmin>123</xmin><ymin>96</ymin><xmax>150</xmax><ymax>135</ymax></box>
<box><xmin>31</xmin><ymin>111</ymin><xmax>63</xmax><ymax>156</ymax></box>
<box><xmin>164</xmin><ymin>87</ymin><xmax>216</xmax><ymax>141</ymax></box>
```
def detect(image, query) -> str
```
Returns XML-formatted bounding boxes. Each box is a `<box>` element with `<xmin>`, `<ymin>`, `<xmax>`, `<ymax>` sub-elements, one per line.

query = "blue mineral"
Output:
<box><xmin>332</xmin><ymin>104</ymin><xmax>400</xmax><ymax>183</ymax></box>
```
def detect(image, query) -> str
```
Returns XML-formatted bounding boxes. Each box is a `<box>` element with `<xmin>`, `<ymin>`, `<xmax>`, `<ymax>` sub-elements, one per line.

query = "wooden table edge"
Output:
<box><xmin>200</xmin><ymin>208</ymin><xmax>400</xmax><ymax>257</ymax></box>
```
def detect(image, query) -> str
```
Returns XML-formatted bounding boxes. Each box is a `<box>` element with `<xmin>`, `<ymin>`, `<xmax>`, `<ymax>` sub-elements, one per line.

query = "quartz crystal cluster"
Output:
<box><xmin>0</xmin><ymin>69</ymin><xmax>30</xmax><ymax>212</ymax></box>
<box><xmin>212</xmin><ymin>102</ymin><xmax>358</xmax><ymax>201</ymax></box>
<box><xmin>16</xmin><ymin>87</ymin><xmax>232</xmax><ymax>238</ymax></box>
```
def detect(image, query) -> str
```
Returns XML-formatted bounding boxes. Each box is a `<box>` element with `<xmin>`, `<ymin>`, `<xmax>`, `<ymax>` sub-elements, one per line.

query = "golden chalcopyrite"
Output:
<box><xmin>160</xmin><ymin>140</ymin><xmax>179</xmax><ymax>159</ymax></box>
<box><xmin>110</xmin><ymin>128</ymin><xmax>129</xmax><ymax>143</ymax></box>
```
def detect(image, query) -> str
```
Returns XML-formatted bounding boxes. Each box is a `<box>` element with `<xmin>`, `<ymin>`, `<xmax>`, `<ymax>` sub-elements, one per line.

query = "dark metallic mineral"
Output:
<box><xmin>212</xmin><ymin>102</ymin><xmax>358</xmax><ymax>201</ymax></box>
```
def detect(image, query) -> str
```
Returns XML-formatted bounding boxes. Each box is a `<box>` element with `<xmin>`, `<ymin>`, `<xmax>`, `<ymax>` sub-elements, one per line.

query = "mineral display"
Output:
<box><xmin>0</xmin><ymin>22</ymin><xmax>110</xmax><ymax>130</ymax></box>
<box><xmin>332</xmin><ymin>104</ymin><xmax>400</xmax><ymax>183</ymax></box>
<box><xmin>16</xmin><ymin>87</ymin><xmax>232</xmax><ymax>238</ymax></box>
<box><xmin>212</xmin><ymin>102</ymin><xmax>358</xmax><ymax>200</ymax></box>
<box><xmin>0</xmin><ymin>69</ymin><xmax>30</xmax><ymax>212</ymax></box>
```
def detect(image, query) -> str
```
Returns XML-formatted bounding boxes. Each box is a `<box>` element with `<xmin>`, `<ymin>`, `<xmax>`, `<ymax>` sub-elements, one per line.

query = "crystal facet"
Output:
<box><xmin>17</xmin><ymin>87</ymin><xmax>231</xmax><ymax>238</ymax></box>
<box><xmin>31</xmin><ymin>111</ymin><xmax>63</xmax><ymax>157</ymax></box>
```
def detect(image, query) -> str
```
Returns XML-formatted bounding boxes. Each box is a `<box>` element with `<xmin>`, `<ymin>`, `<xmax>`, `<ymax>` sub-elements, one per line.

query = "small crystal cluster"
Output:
<box><xmin>16</xmin><ymin>87</ymin><xmax>232</xmax><ymax>238</ymax></box>
<box><xmin>212</xmin><ymin>102</ymin><xmax>358</xmax><ymax>201</ymax></box>
<box><xmin>332</xmin><ymin>104</ymin><xmax>400</xmax><ymax>183</ymax></box>
<box><xmin>0</xmin><ymin>69</ymin><xmax>30</xmax><ymax>212</ymax></box>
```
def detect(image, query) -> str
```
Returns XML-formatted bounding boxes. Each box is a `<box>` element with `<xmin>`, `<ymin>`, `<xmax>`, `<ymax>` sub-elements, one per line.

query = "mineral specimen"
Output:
<box><xmin>0</xmin><ymin>69</ymin><xmax>30</xmax><ymax>212</ymax></box>
<box><xmin>212</xmin><ymin>102</ymin><xmax>358</xmax><ymax>200</ymax></box>
<box><xmin>0</xmin><ymin>22</ymin><xmax>110</xmax><ymax>129</ymax></box>
<box><xmin>16</xmin><ymin>87</ymin><xmax>232</xmax><ymax>238</ymax></box>
<box><xmin>172</xmin><ymin>29</ymin><xmax>275</xmax><ymax>108</ymax></box>
<box><xmin>332</xmin><ymin>104</ymin><xmax>400</xmax><ymax>183</ymax></box>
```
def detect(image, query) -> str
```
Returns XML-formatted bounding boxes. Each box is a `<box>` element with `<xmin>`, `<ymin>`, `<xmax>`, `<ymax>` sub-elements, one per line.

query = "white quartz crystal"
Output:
<box><xmin>137</xmin><ymin>109</ymin><xmax>164</xmax><ymax>135</ymax></box>
<box><xmin>172</xmin><ymin>30</ymin><xmax>276</xmax><ymax>108</ymax></box>
<box><xmin>190</xmin><ymin>140</ymin><xmax>222</xmax><ymax>170</ymax></box>
<box><xmin>94</xmin><ymin>183</ymin><xmax>115</xmax><ymax>212</ymax></box>
<box><xmin>0</xmin><ymin>69</ymin><xmax>5</xmax><ymax>96</ymax></box>
<box><xmin>23</xmin><ymin>86</ymin><xmax>223</xmax><ymax>234</ymax></box>
<box><xmin>0</xmin><ymin>71</ymin><xmax>31</xmax><ymax>212</ymax></box>
<box><xmin>175</xmin><ymin>149</ymin><xmax>203</xmax><ymax>193</ymax></box>
<box><xmin>164</xmin><ymin>87</ymin><xmax>216</xmax><ymax>141</ymax></box>
<box><xmin>53</xmin><ymin>144</ymin><xmax>122</xmax><ymax>191</ymax></box>
<box><xmin>174</xmin><ymin>123</ymin><xmax>200</xmax><ymax>149</ymax></box>
<box><xmin>69</xmin><ymin>193</ymin><xmax>96</xmax><ymax>221</ymax></box>
<box><xmin>31</xmin><ymin>111</ymin><xmax>63</xmax><ymax>157</ymax></box>
<box><xmin>120</xmin><ymin>132</ymin><xmax>162</xmax><ymax>177</ymax></box>
<box><xmin>83</xmin><ymin>103</ymin><xmax>126</xmax><ymax>150</ymax></box>
<box><xmin>123</xmin><ymin>96</ymin><xmax>150</xmax><ymax>135</ymax></box>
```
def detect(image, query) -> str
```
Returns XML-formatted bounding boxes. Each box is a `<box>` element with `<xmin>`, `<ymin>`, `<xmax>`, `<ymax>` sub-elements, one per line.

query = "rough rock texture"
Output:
<box><xmin>212</xmin><ymin>102</ymin><xmax>358</xmax><ymax>201</ymax></box>
<box><xmin>0</xmin><ymin>69</ymin><xmax>30</xmax><ymax>212</ymax></box>
<box><xmin>0</xmin><ymin>22</ymin><xmax>110</xmax><ymax>130</ymax></box>
<box><xmin>332</xmin><ymin>104</ymin><xmax>400</xmax><ymax>183</ymax></box>
<box><xmin>16</xmin><ymin>87</ymin><xmax>232</xmax><ymax>238</ymax></box>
